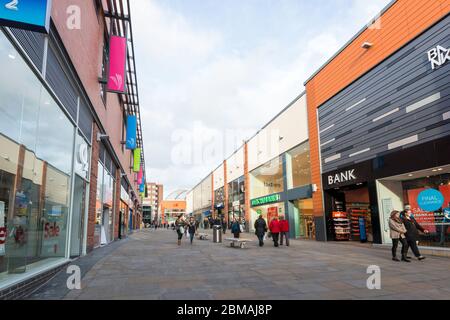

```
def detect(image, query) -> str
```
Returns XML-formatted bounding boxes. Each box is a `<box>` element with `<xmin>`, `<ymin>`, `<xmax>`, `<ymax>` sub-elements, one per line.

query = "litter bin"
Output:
<box><xmin>213</xmin><ymin>225</ymin><xmax>222</xmax><ymax>243</ymax></box>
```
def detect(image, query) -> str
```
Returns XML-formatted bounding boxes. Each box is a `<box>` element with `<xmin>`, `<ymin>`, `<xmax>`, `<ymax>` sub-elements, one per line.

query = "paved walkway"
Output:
<box><xmin>30</xmin><ymin>228</ymin><xmax>450</xmax><ymax>300</ymax></box>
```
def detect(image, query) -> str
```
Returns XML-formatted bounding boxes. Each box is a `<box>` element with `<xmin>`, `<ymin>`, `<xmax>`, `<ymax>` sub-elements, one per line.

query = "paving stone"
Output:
<box><xmin>28</xmin><ymin>229</ymin><xmax>450</xmax><ymax>300</ymax></box>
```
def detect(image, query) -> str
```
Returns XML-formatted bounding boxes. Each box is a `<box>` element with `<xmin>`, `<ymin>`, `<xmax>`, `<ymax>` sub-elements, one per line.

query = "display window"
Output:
<box><xmin>250</xmin><ymin>156</ymin><xmax>284</xmax><ymax>199</ymax></box>
<box><xmin>286</xmin><ymin>141</ymin><xmax>312</xmax><ymax>189</ymax></box>
<box><xmin>250</xmin><ymin>202</ymin><xmax>284</xmax><ymax>231</ymax></box>
<box><xmin>378</xmin><ymin>165</ymin><xmax>450</xmax><ymax>248</ymax></box>
<box><xmin>0</xmin><ymin>30</ymin><xmax>82</xmax><ymax>287</ymax></box>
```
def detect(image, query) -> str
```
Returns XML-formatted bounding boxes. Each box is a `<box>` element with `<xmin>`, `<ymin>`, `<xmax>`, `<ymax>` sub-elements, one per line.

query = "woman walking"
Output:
<box><xmin>231</xmin><ymin>218</ymin><xmax>241</xmax><ymax>239</ymax></box>
<box><xmin>175</xmin><ymin>214</ymin><xmax>187</xmax><ymax>246</ymax></box>
<box><xmin>389</xmin><ymin>210</ymin><xmax>409</xmax><ymax>262</ymax></box>
<box><xmin>188</xmin><ymin>217</ymin><xmax>196</xmax><ymax>244</ymax></box>
<box><xmin>269</xmin><ymin>216</ymin><xmax>281</xmax><ymax>247</ymax></box>
<box><xmin>402</xmin><ymin>209</ymin><xmax>429</xmax><ymax>260</ymax></box>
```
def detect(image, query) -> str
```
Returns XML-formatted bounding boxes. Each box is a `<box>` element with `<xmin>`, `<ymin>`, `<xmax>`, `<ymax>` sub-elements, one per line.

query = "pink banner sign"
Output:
<box><xmin>137</xmin><ymin>166</ymin><xmax>143</xmax><ymax>185</ymax></box>
<box><xmin>107</xmin><ymin>35</ymin><xmax>127</xmax><ymax>93</ymax></box>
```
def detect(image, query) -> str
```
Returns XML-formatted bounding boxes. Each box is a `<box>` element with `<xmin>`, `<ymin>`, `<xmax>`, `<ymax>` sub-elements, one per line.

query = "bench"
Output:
<box><xmin>196</xmin><ymin>233</ymin><xmax>209</xmax><ymax>240</ymax></box>
<box><xmin>225</xmin><ymin>238</ymin><xmax>252</xmax><ymax>248</ymax></box>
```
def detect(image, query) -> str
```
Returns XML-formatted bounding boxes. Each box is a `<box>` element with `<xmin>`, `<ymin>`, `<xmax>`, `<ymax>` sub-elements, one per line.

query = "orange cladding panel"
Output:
<box><xmin>305</xmin><ymin>0</ymin><xmax>450</xmax><ymax>217</ymax></box>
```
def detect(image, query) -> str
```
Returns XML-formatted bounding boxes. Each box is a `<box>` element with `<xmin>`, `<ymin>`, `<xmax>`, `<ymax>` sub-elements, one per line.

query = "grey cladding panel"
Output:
<box><xmin>9</xmin><ymin>28</ymin><xmax>45</xmax><ymax>72</ymax></box>
<box><xmin>45</xmin><ymin>45</ymin><xmax>78</xmax><ymax>121</ymax></box>
<box><xmin>318</xmin><ymin>15</ymin><xmax>450</xmax><ymax>173</ymax></box>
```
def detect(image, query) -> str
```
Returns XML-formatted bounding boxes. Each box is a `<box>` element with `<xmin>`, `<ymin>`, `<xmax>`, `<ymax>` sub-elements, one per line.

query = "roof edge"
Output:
<box><xmin>303</xmin><ymin>0</ymin><xmax>397</xmax><ymax>86</ymax></box>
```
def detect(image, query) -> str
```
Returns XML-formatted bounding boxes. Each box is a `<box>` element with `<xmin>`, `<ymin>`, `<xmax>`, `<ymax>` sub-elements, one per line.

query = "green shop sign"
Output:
<box><xmin>251</xmin><ymin>194</ymin><xmax>281</xmax><ymax>207</ymax></box>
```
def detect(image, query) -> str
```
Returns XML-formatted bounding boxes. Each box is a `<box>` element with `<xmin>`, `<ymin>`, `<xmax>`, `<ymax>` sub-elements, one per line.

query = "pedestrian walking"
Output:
<box><xmin>269</xmin><ymin>216</ymin><xmax>281</xmax><ymax>247</ymax></box>
<box><xmin>254</xmin><ymin>215</ymin><xmax>267</xmax><ymax>247</ymax></box>
<box><xmin>222</xmin><ymin>216</ymin><xmax>227</xmax><ymax>234</ymax></box>
<box><xmin>389</xmin><ymin>210</ymin><xmax>409</xmax><ymax>262</ymax></box>
<box><xmin>175</xmin><ymin>214</ymin><xmax>188</xmax><ymax>246</ymax></box>
<box><xmin>188</xmin><ymin>217</ymin><xmax>196</xmax><ymax>244</ymax></box>
<box><xmin>279</xmin><ymin>215</ymin><xmax>290</xmax><ymax>246</ymax></box>
<box><xmin>402</xmin><ymin>209</ymin><xmax>429</xmax><ymax>260</ymax></box>
<box><xmin>231</xmin><ymin>218</ymin><xmax>241</xmax><ymax>239</ymax></box>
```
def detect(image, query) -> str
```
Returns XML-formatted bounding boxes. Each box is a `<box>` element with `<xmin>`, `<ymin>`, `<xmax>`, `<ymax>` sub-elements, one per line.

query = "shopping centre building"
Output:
<box><xmin>187</xmin><ymin>0</ymin><xmax>450</xmax><ymax>251</ymax></box>
<box><xmin>187</xmin><ymin>93</ymin><xmax>315</xmax><ymax>239</ymax></box>
<box><xmin>0</xmin><ymin>1</ymin><xmax>146</xmax><ymax>297</ymax></box>
<box><xmin>305</xmin><ymin>0</ymin><xmax>450</xmax><ymax>246</ymax></box>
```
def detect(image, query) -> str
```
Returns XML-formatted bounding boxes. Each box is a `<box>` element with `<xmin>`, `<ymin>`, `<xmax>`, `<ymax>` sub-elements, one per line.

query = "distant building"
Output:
<box><xmin>143</xmin><ymin>183</ymin><xmax>164</xmax><ymax>223</ymax></box>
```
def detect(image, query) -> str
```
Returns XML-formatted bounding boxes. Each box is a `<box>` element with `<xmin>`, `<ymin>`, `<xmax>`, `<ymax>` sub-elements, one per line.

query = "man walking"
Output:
<box><xmin>279</xmin><ymin>215</ymin><xmax>290</xmax><ymax>246</ymax></box>
<box><xmin>254</xmin><ymin>215</ymin><xmax>267</xmax><ymax>247</ymax></box>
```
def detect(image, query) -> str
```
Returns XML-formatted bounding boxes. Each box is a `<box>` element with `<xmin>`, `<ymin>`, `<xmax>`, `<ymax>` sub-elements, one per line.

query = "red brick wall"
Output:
<box><xmin>50</xmin><ymin>1</ymin><xmax>141</xmax><ymax>207</ymax></box>
<box><xmin>114</xmin><ymin>169</ymin><xmax>121</xmax><ymax>240</ymax></box>
<box><xmin>87</xmin><ymin>123</ymin><xmax>100</xmax><ymax>252</ymax></box>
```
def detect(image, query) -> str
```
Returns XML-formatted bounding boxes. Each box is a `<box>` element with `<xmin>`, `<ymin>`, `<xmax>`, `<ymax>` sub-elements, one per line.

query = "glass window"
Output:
<box><xmin>286</xmin><ymin>141</ymin><xmax>311</xmax><ymax>189</ymax></box>
<box><xmin>250</xmin><ymin>156</ymin><xmax>284</xmax><ymax>199</ymax></box>
<box><xmin>0</xmin><ymin>33</ymin><xmax>41</xmax><ymax>148</ymax></box>
<box><xmin>94</xmin><ymin>162</ymin><xmax>104</xmax><ymax>248</ymax></box>
<box><xmin>378</xmin><ymin>169</ymin><xmax>450</xmax><ymax>248</ymax></box>
<box><xmin>294</xmin><ymin>199</ymin><xmax>315</xmax><ymax>240</ymax></box>
<box><xmin>0</xmin><ymin>31</ymin><xmax>76</xmax><ymax>286</ymax></box>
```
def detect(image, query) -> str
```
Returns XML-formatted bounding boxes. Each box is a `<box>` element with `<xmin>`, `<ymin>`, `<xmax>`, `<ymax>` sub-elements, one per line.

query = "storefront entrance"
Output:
<box><xmin>377</xmin><ymin>164</ymin><xmax>450</xmax><ymax>248</ymax></box>
<box><xmin>326</xmin><ymin>184</ymin><xmax>373</xmax><ymax>242</ymax></box>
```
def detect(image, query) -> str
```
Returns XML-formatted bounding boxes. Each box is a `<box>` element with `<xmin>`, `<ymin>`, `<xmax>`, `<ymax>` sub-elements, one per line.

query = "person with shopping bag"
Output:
<box><xmin>231</xmin><ymin>217</ymin><xmax>241</xmax><ymax>239</ymax></box>
<box><xmin>175</xmin><ymin>214</ymin><xmax>188</xmax><ymax>246</ymax></box>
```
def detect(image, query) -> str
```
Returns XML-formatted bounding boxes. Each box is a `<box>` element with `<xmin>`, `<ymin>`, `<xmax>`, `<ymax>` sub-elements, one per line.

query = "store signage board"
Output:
<box><xmin>327</xmin><ymin>169</ymin><xmax>356</xmax><ymax>185</ymax></box>
<box><xmin>417</xmin><ymin>189</ymin><xmax>444</xmax><ymax>212</ymax></box>
<box><xmin>323</xmin><ymin>161</ymin><xmax>372</xmax><ymax>189</ymax></box>
<box><xmin>251</xmin><ymin>194</ymin><xmax>281</xmax><ymax>207</ymax></box>
<box><xmin>107</xmin><ymin>35</ymin><xmax>127</xmax><ymax>93</ymax></box>
<box><xmin>0</xmin><ymin>0</ymin><xmax>51</xmax><ymax>33</ymax></box>
<box><xmin>428</xmin><ymin>45</ymin><xmax>450</xmax><ymax>70</ymax></box>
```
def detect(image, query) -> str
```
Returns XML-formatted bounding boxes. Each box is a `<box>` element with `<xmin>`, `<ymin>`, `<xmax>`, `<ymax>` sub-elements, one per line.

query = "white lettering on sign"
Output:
<box><xmin>428</xmin><ymin>45</ymin><xmax>450</xmax><ymax>70</ymax></box>
<box><xmin>328</xmin><ymin>169</ymin><xmax>356</xmax><ymax>185</ymax></box>
<box><xmin>5</xmin><ymin>0</ymin><xmax>19</xmax><ymax>11</ymax></box>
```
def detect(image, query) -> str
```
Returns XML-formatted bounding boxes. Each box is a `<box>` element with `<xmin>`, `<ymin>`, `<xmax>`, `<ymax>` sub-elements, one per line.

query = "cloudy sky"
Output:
<box><xmin>130</xmin><ymin>0</ymin><xmax>391</xmax><ymax>197</ymax></box>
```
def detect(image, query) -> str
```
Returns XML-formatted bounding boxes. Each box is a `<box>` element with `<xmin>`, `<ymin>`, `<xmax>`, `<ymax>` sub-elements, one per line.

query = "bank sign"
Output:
<box><xmin>0</xmin><ymin>0</ymin><xmax>52</xmax><ymax>33</ymax></box>
<box><xmin>251</xmin><ymin>194</ymin><xmax>281</xmax><ymax>207</ymax></box>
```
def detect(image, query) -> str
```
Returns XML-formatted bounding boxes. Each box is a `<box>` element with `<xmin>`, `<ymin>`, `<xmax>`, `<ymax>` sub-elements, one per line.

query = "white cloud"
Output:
<box><xmin>132</xmin><ymin>0</ymin><xmax>392</xmax><ymax>196</ymax></box>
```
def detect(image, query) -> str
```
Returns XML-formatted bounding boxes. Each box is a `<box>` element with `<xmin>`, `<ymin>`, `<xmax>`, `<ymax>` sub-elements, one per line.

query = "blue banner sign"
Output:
<box><xmin>417</xmin><ymin>189</ymin><xmax>444</xmax><ymax>212</ymax></box>
<box><xmin>0</xmin><ymin>0</ymin><xmax>52</xmax><ymax>33</ymax></box>
<box><xmin>126</xmin><ymin>115</ymin><xmax>137</xmax><ymax>150</ymax></box>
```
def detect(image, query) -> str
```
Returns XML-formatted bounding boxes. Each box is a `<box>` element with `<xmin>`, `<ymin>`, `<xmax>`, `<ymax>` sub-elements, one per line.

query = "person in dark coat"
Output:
<box><xmin>231</xmin><ymin>218</ymin><xmax>241</xmax><ymax>239</ymax></box>
<box><xmin>188</xmin><ymin>217</ymin><xmax>196</xmax><ymax>245</ymax></box>
<box><xmin>254</xmin><ymin>215</ymin><xmax>267</xmax><ymax>247</ymax></box>
<box><xmin>269</xmin><ymin>216</ymin><xmax>281</xmax><ymax>247</ymax></box>
<box><xmin>222</xmin><ymin>217</ymin><xmax>227</xmax><ymax>234</ymax></box>
<box><xmin>402</xmin><ymin>209</ymin><xmax>429</xmax><ymax>260</ymax></box>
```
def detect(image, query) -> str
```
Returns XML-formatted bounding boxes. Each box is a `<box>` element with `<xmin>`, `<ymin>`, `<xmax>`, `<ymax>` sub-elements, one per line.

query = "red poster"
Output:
<box><xmin>407</xmin><ymin>188</ymin><xmax>436</xmax><ymax>233</ymax></box>
<box><xmin>107</xmin><ymin>35</ymin><xmax>127</xmax><ymax>93</ymax></box>
<box><xmin>438</xmin><ymin>184</ymin><xmax>450</xmax><ymax>209</ymax></box>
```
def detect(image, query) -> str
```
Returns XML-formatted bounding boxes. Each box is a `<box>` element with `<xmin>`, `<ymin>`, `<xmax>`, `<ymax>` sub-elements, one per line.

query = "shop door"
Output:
<box><xmin>129</xmin><ymin>209</ymin><xmax>133</xmax><ymax>232</ymax></box>
<box><xmin>70</xmin><ymin>175</ymin><xmax>86</xmax><ymax>257</ymax></box>
<box><xmin>118</xmin><ymin>211</ymin><xmax>123</xmax><ymax>239</ymax></box>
